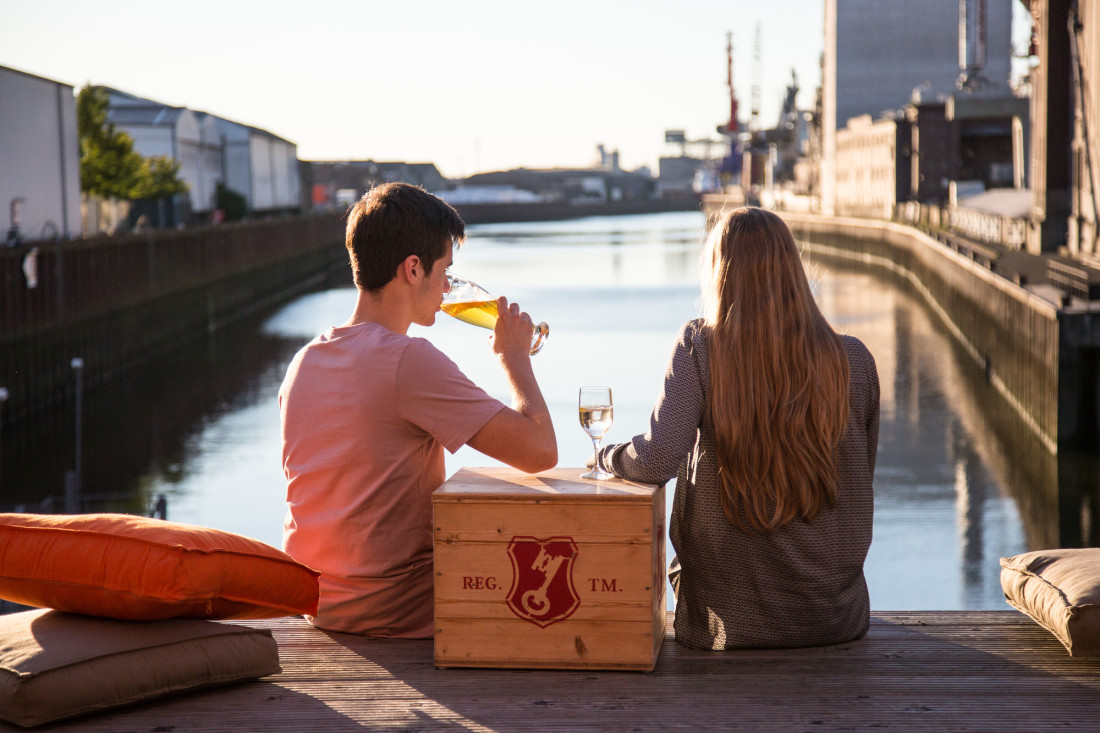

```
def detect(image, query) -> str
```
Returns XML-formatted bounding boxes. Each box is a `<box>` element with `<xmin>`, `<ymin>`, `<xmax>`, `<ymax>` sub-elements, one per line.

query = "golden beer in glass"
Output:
<box><xmin>441</xmin><ymin>273</ymin><xmax>549</xmax><ymax>355</ymax></box>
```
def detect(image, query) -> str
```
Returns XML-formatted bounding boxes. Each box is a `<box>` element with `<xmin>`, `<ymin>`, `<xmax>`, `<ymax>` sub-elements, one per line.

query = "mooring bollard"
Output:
<box><xmin>70</xmin><ymin>358</ymin><xmax>84</xmax><ymax>511</ymax></box>
<box><xmin>150</xmin><ymin>493</ymin><xmax>168</xmax><ymax>520</ymax></box>
<box><xmin>0</xmin><ymin>386</ymin><xmax>8</xmax><ymax>499</ymax></box>
<box><xmin>64</xmin><ymin>470</ymin><xmax>80</xmax><ymax>514</ymax></box>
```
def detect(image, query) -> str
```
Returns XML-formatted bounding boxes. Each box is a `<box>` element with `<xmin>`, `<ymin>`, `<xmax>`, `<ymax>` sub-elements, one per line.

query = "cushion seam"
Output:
<box><xmin>0</xmin><ymin>626</ymin><xmax>274</xmax><ymax>680</ymax></box>
<box><xmin>1</xmin><ymin>525</ymin><xmax>317</xmax><ymax>570</ymax></box>
<box><xmin>1005</xmin><ymin>567</ymin><xmax>1077</xmax><ymax>612</ymax></box>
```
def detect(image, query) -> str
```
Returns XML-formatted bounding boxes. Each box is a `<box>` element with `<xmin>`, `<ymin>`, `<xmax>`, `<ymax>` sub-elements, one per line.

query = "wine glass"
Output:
<box><xmin>441</xmin><ymin>272</ymin><xmax>550</xmax><ymax>355</ymax></box>
<box><xmin>579</xmin><ymin>386</ymin><xmax>614</xmax><ymax>480</ymax></box>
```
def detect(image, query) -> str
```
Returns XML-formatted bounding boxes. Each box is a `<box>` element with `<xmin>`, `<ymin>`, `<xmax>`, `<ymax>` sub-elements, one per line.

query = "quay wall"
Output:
<box><xmin>701</xmin><ymin>203</ymin><xmax>1065</xmax><ymax>455</ymax></box>
<box><xmin>0</xmin><ymin>216</ymin><xmax>347</xmax><ymax>427</ymax></box>
<box><xmin>747</xmin><ymin>209</ymin><xmax>1100</xmax><ymax>548</ymax></box>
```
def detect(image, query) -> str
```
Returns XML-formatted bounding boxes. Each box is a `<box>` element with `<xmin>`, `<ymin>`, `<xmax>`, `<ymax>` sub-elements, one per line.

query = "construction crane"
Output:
<box><xmin>726</xmin><ymin>31</ymin><xmax>739</xmax><ymax>135</ymax></box>
<box><xmin>663</xmin><ymin>32</ymin><xmax>740</xmax><ymax>163</ymax></box>
<box><xmin>663</xmin><ymin>31</ymin><xmax>747</xmax><ymax>192</ymax></box>
<box><xmin>715</xmin><ymin>30</ymin><xmax>744</xmax><ymax>187</ymax></box>
<box><xmin>750</xmin><ymin>22</ymin><xmax>762</xmax><ymax>133</ymax></box>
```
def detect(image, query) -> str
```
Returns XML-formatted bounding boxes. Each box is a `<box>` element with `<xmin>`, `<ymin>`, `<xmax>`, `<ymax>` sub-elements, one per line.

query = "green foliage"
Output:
<box><xmin>132</xmin><ymin>156</ymin><xmax>189</xmax><ymax>200</ymax></box>
<box><xmin>216</xmin><ymin>182</ymin><xmax>248</xmax><ymax>222</ymax></box>
<box><xmin>77</xmin><ymin>85</ymin><xmax>189</xmax><ymax>201</ymax></box>
<box><xmin>77</xmin><ymin>85</ymin><xmax>143</xmax><ymax>198</ymax></box>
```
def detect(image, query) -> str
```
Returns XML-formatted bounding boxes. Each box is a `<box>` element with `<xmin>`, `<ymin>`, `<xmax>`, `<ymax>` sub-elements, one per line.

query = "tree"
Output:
<box><xmin>215</xmin><ymin>182</ymin><xmax>248</xmax><ymax>222</ymax></box>
<box><xmin>132</xmin><ymin>156</ymin><xmax>189</xmax><ymax>200</ymax></box>
<box><xmin>76</xmin><ymin>85</ymin><xmax>189</xmax><ymax>200</ymax></box>
<box><xmin>77</xmin><ymin>85</ymin><xmax>143</xmax><ymax>198</ymax></box>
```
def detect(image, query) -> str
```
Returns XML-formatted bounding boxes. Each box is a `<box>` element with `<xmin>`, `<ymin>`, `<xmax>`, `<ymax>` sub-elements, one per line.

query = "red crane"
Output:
<box><xmin>726</xmin><ymin>31</ymin><xmax>739</xmax><ymax>135</ymax></box>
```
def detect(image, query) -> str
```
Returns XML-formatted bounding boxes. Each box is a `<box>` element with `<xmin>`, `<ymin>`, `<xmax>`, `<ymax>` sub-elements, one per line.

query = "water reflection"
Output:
<box><xmin>0</xmin><ymin>310</ymin><xmax>303</xmax><ymax>530</ymax></box>
<box><xmin>808</xmin><ymin>258</ymin><xmax>1025</xmax><ymax>608</ymax></box>
<box><xmin>1</xmin><ymin>212</ymin><xmax>1095</xmax><ymax>611</ymax></box>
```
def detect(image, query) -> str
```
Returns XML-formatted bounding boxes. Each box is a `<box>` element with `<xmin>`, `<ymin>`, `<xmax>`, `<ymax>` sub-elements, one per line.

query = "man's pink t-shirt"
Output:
<box><xmin>279</xmin><ymin>322</ymin><xmax>504</xmax><ymax>637</ymax></box>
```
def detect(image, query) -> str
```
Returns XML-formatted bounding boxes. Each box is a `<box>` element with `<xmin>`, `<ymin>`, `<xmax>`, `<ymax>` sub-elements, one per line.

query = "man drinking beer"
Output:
<box><xmin>279</xmin><ymin>183</ymin><xmax>556</xmax><ymax>637</ymax></box>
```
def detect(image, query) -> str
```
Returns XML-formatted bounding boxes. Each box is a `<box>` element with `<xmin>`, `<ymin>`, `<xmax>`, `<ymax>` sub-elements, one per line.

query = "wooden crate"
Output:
<box><xmin>433</xmin><ymin>467</ymin><xmax>666</xmax><ymax>671</ymax></box>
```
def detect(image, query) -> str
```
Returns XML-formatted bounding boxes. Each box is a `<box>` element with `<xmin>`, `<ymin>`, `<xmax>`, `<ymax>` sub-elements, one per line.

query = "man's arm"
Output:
<box><xmin>467</xmin><ymin>297</ymin><xmax>557</xmax><ymax>473</ymax></box>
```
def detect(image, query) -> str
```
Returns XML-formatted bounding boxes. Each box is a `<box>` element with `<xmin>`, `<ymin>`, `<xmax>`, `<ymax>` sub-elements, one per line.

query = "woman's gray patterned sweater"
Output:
<box><xmin>597</xmin><ymin>319</ymin><xmax>880</xmax><ymax>650</ymax></box>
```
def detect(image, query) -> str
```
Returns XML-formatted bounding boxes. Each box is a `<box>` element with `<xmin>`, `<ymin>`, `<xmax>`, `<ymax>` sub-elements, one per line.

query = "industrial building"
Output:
<box><xmin>834</xmin><ymin>114</ymin><xmax>911</xmax><ymax>218</ymax></box>
<box><xmin>458</xmin><ymin>166</ymin><xmax>658</xmax><ymax>204</ymax></box>
<box><xmin>215</xmin><ymin>117</ymin><xmax>300</xmax><ymax>217</ymax></box>
<box><xmin>105</xmin><ymin>88</ymin><xmax>223</xmax><ymax>220</ymax></box>
<box><xmin>1024</xmin><ymin>0</ymin><xmax>1099</xmax><ymax>260</ymax></box>
<box><xmin>0</xmin><ymin>65</ymin><xmax>81</xmax><ymax>243</ymax></box>
<box><xmin>657</xmin><ymin>156</ymin><xmax>703</xmax><ymax>198</ymax></box>
<box><xmin>822</xmin><ymin>0</ymin><xmax>1014</xmax><ymax>213</ymax></box>
<box><xmin>303</xmin><ymin>160</ymin><xmax>447</xmax><ymax>212</ymax></box>
<box><xmin>104</xmin><ymin>88</ymin><xmax>302</xmax><ymax>223</ymax></box>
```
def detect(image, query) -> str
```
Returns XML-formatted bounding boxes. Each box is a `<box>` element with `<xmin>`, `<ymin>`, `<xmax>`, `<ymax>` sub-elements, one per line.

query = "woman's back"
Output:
<box><xmin>667</xmin><ymin>323</ymin><xmax>879</xmax><ymax>649</ymax></box>
<box><xmin>596</xmin><ymin>208</ymin><xmax>881</xmax><ymax>650</ymax></box>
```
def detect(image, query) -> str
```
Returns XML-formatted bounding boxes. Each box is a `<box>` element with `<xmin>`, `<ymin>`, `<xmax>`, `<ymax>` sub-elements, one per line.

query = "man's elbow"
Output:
<box><xmin>517</xmin><ymin>443</ymin><xmax>557</xmax><ymax>474</ymax></box>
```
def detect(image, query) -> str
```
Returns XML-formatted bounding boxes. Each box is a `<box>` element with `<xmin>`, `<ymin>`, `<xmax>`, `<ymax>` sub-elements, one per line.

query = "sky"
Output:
<box><xmin>0</xmin><ymin>1</ymin><xmax>1027</xmax><ymax>179</ymax></box>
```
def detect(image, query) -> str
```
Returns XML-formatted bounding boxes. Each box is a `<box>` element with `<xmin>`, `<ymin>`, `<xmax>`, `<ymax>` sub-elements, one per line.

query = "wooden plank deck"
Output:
<box><xmin>13</xmin><ymin>611</ymin><xmax>1100</xmax><ymax>731</ymax></box>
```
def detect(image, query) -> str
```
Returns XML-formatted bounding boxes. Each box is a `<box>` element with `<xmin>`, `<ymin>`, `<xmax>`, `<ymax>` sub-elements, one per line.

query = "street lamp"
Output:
<box><xmin>0</xmin><ymin>387</ymin><xmax>8</xmax><ymax>499</ymax></box>
<box><xmin>65</xmin><ymin>358</ymin><xmax>84</xmax><ymax>513</ymax></box>
<box><xmin>6</xmin><ymin>198</ymin><xmax>25</xmax><ymax>248</ymax></box>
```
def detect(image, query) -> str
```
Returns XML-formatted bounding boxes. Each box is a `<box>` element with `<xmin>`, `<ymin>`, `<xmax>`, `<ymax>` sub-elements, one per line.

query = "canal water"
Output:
<box><xmin>3</xmin><ymin>210</ymin><xmax>1081</xmax><ymax>610</ymax></box>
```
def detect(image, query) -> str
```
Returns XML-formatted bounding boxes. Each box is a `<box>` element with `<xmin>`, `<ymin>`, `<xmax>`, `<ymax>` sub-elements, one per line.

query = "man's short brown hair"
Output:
<box><xmin>345</xmin><ymin>183</ymin><xmax>465</xmax><ymax>291</ymax></box>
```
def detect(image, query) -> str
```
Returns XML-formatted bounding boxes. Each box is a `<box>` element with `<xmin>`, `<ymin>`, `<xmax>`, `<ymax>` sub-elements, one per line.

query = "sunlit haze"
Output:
<box><xmin>1</xmin><ymin>0</ymin><xmax>1033</xmax><ymax>179</ymax></box>
<box><xmin>1</xmin><ymin>0</ymin><xmax>828</xmax><ymax>177</ymax></box>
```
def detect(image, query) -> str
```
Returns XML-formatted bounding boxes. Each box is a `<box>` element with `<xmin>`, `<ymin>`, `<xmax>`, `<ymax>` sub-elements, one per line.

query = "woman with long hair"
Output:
<box><xmin>594</xmin><ymin>207</ymin><xmax>880</xmax><ymax>650</ymax></box>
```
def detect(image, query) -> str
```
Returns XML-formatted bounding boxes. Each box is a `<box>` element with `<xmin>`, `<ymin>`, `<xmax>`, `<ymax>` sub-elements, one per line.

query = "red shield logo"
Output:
<box><xmin>506</xmin><ymin>536</ymin><xmax>580</xmax><ymax>627</ymax></box>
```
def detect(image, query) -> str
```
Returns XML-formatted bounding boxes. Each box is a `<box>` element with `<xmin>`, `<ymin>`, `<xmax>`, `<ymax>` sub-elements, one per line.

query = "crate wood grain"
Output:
<box><xmin>433</xmin><ymin>467</ymin><xmax>666</xmax><ymax>671</ymax></box>
<box><xmin>16</xmin><ymin>612</ymin><xmax>1100</xmax><ymax>732</ymax></box>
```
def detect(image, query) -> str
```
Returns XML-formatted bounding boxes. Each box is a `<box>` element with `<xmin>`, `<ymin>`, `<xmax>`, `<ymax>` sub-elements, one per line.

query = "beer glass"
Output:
<box><xmin>441</xmin><ymin>273</ymin><xmax>549</xmax><ymax>355</ymax></box>
<box><xmin>578</xmin><ymin>386</ymin><xmax>614</xmax><ymax>480</ymax></box>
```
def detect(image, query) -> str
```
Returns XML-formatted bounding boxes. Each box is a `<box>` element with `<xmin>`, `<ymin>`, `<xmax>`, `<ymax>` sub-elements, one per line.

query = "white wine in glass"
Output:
<box><xmin>579</xmin><ymin>386</ymin><xmax>614</xmax><ymax>480</ymax></box>
<box><xmin>441</xmin><ymin>272</ymin><xmax>549</xmax><ymax>355</ymax></box>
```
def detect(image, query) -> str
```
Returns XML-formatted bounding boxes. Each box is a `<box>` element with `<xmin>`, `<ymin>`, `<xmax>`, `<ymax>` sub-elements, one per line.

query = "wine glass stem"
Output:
<box><xmin>591</xmin><ymin>436</ymin><xmax>602</xmax><ymax>469</ymax></box>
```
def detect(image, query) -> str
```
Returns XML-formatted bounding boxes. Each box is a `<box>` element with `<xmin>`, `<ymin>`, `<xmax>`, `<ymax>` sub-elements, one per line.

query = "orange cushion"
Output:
<box><xmin>0</xmin><ymin>513</ymin><xmax>319</xmax><ymax>620</ymax></box>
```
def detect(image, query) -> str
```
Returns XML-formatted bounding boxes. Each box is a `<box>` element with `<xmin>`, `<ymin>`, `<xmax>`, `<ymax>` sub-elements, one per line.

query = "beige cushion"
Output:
<box><xmin>0</xmin><ymin>609</ymin><xmax>280</xmax><ymax>727</ymax></box>
<box><xmin>1000</xmin><ymin>548</ymin><xmax>1100</xmax><ymax>657</ymax></box>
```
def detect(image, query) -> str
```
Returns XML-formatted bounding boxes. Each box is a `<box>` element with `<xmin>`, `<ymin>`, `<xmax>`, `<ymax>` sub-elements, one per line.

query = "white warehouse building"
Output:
<box><xmin>105</xmin><ymin>87</ymin><xmax>301</xmax><ymax>219</ymax></box>
<box><xmin>217</xmin><ymin>118</ymin><xmax>300</xmax><ymax>214</ymax></box>
<box><xmin>106</xmin><ymin>88</ymin><xmax>223</xmax><ymax>216</ymax></box>
<box><xmin>0</xmin><ymin>65</ymin><xmax>81</xmax><ymax>241</ymax></box>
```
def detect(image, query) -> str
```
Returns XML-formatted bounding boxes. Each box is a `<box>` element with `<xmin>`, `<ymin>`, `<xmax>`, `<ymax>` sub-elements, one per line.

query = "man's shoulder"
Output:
<box><xmin>401</xmin><ymin>334</ymin><xmax>458</xmax><ymax>368</ymax></box>
<box><xmin>393</xmin><ymin>336</ymin><xmax>503</xmax><ymax>441</ymax></box>
<box><xmin>395</xmin><ymin>336</ymin><xmax>481</xmax><ymax>395</ymax></box>
<box><xmin>304</xmin><ymin>323</ymin><xmax>419</xmax><ymax>357</ymax></box>
<box><xmin>288</xmin><ymin>325</ymin><xmax>421</xmax><ymax>384</ymax></box>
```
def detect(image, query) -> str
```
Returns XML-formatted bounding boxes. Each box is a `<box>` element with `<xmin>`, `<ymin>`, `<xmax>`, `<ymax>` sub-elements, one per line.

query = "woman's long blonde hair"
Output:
<box><xmin>701</xmin><ymin>207</ymin><xmax>850</xmax><ymax>533</ymax></box>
